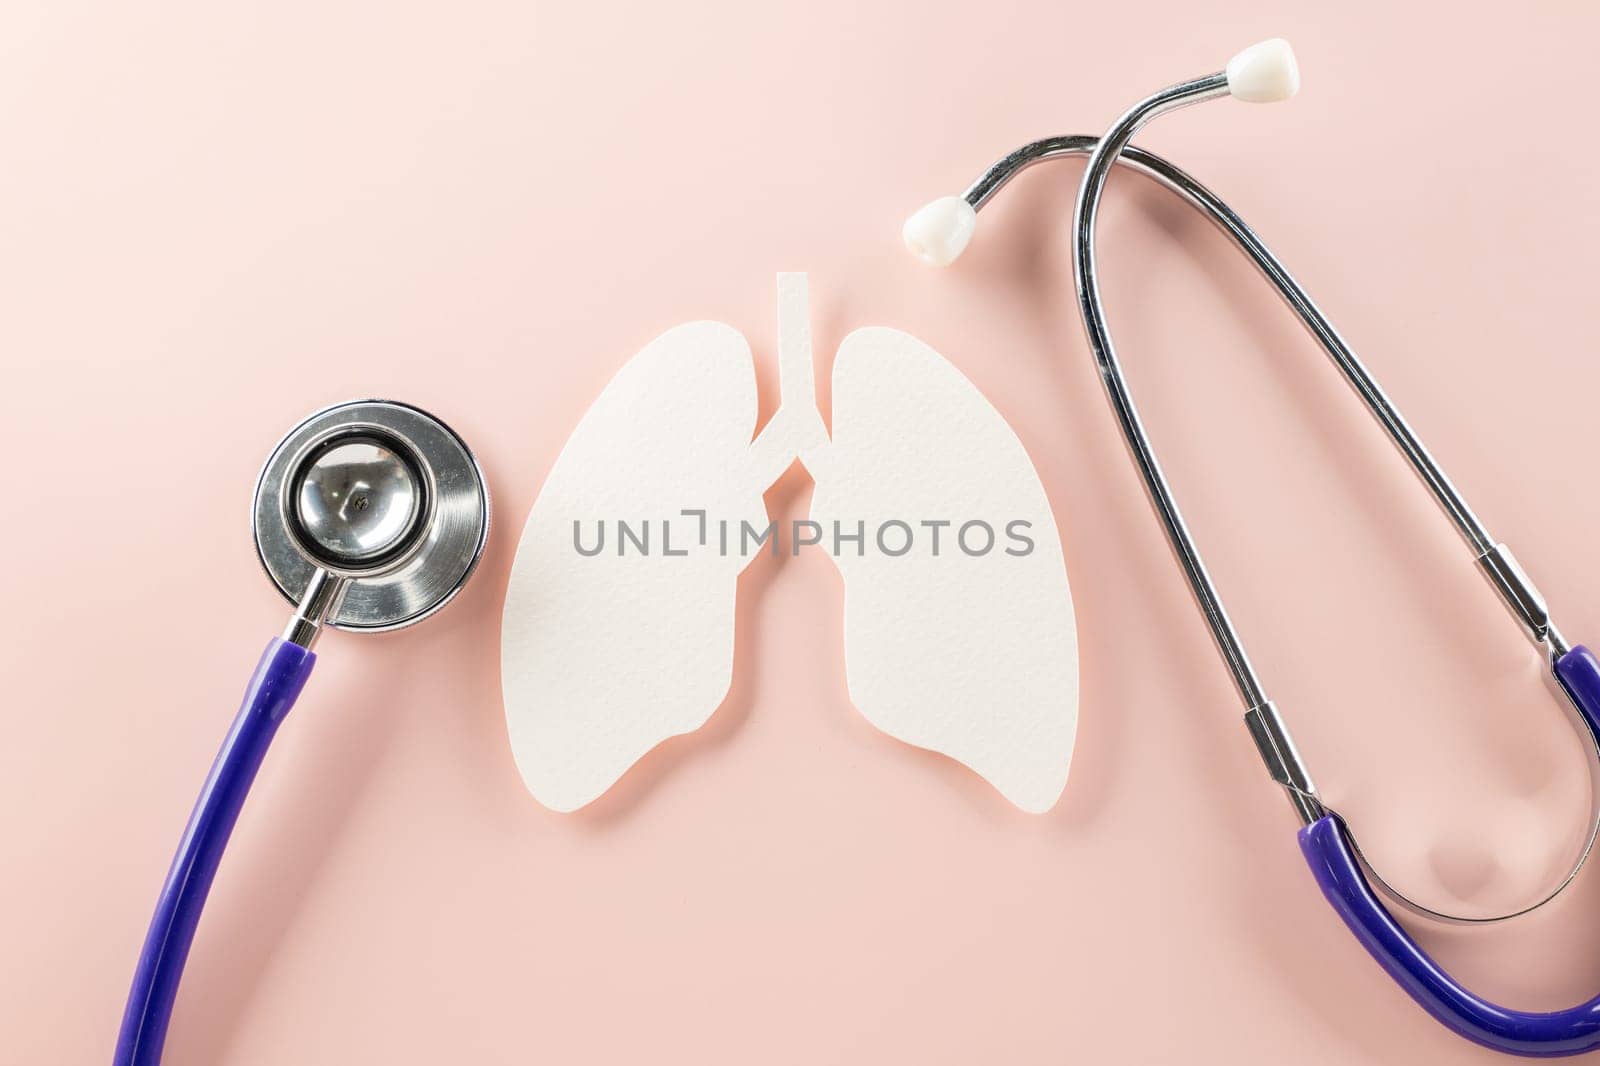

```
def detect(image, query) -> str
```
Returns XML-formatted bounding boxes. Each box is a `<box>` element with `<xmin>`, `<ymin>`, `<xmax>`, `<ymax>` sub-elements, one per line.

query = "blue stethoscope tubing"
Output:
<box><xmin>114</xmin><ymin>640</ymin><xmax>315</xmax><ymax>1066</ymax></box>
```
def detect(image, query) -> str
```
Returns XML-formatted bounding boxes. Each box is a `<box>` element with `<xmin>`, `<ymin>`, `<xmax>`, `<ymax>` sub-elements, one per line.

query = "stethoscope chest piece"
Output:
<box><xmin>118</xmin><ymin>396</ymin><xmax>490</xmax><ymax>1066</ymax></box>
<box><xmin>253</xmin><ymin>398</ymin><xmax>489</xmax><ymax>632</ymax></box>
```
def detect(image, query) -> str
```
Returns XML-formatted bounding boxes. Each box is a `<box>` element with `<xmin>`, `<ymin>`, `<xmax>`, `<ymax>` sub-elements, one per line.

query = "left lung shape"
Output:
<box><xmin>810</xmin><ymin>326</ymin><xmax>1077</xmax><ymax>813</ymax></box>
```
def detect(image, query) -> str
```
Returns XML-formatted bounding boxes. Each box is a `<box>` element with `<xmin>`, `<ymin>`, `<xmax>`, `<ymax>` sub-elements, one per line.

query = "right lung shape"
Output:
<box><xmin>502</xmin><ymin>274</ymin><xmax>1078</xmax><ymax>814</ymax></box>
<box><xmin>501</xmin><ymin>321</ymin><xmax>769</xmax><ymax>813</ymax></box>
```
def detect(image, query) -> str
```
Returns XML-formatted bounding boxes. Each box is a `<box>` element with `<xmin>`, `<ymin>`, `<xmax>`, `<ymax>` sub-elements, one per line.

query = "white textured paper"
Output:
<box><xmin>502</xmin><ymin>274</ymin><xmax>1077</xmax><ymax>812</ymax></box>
<box><xmin>500</xmin><ymin>322</ymin><xmax>771</xmax><ymax>812</ymax></box>
<box><xmin>810</xmin><ymin>326</ymin><xmax>1078</xmax><ymax>813</ymax></box>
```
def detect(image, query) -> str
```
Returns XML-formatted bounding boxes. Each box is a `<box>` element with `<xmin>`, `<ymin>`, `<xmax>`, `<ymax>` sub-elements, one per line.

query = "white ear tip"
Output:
<box><xmin>1226</xmin><ymin>38</ymin><xmax>1300</xmax><ymax>103</ymax></box>
<box><xmin>902</xmin><ymin>195</ymin><xmax>977</xmax><ymax>267</ymax></box>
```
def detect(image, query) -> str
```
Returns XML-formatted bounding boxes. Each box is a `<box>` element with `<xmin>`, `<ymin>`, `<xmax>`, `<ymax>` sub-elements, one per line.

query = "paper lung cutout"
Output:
<box><xmin>502</xmin><ymin>274</ymin><xmax>1077</xmax><ymax>813</ymax></box>
<box><xmin>810</xmin><ymin>328</ymin><xmax>1077</xmax><ymax>813</ymax></box>
<box><xmin>499</xmin><ymin>323</ymin><xmax>773</xmax><ymax>812</ymax></box>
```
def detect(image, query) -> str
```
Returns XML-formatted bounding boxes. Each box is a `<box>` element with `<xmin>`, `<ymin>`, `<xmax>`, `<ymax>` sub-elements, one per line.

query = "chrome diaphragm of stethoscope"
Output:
<box><xmin>906</xmin><ymin>38</ymin><xmax>1600</xmax><ymax>1058</ymax></box>
<box><xmin>114</xmin><ymin>399</ymin><xmax>489</xmax><ymax>1066</ymax></box>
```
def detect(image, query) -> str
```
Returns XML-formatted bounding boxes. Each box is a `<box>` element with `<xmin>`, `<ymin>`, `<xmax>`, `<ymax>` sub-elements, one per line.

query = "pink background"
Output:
<box><xmin>6</xmin><ymin>2</ymin><xmax>1600</xmax><ymax>1062</ymax></box>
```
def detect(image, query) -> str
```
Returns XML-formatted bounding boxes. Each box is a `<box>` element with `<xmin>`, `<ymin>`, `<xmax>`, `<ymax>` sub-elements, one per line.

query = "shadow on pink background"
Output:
<box><xmin>5</xmin><ymin>2</ymin><xmax>1600</xmax><ymax>1062</ymax></box>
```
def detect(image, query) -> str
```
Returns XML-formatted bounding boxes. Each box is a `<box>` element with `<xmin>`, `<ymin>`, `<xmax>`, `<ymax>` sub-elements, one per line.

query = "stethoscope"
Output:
<box><xmin>113</xmin><ymin>399</ymin><xmax>490</xmax><ymax>1066</ymax></box>
<box><xmin>903</xmin><ymin>38</ymin><xmax>1600</xmax><ymax>1056</ymax></box>
<box><xmin>110</xmin><ymin>41</ymin><xmax>1600</xmax><ymax>1065</ymax></box>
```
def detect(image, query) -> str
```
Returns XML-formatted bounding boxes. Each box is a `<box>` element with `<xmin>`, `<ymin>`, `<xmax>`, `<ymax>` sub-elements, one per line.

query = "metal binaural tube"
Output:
<box><xmin>962</xmin><ymin>135</ymin><xmax>1565</xmax><ymax>662</ymax></box>
<box><xmin>1023</xmin><ymin>67</ymin><xmax>1598</xmax><ymax>921</ymax></box>
<box><xmin>1068</xmin><ymin>73</ymin><xmax>1284</xmax><ymax>717</ymax></box>
<box><xmin>917</xmin><ymin>42</ymin><xmax>1600</xmax><ymax>1044</ymax></box>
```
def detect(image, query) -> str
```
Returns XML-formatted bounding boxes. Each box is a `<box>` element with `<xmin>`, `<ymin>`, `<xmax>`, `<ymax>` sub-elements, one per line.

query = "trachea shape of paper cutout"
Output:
<box><xmin>502</xmin><ymin>274</ymin><xmax>1078</xmax><ymax>813</ymax></box>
